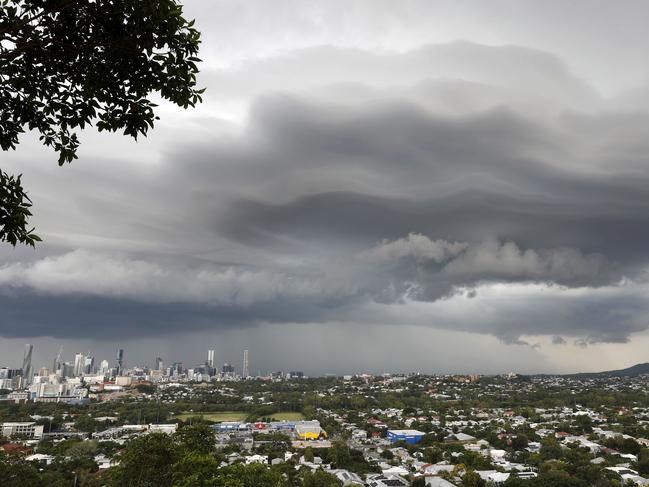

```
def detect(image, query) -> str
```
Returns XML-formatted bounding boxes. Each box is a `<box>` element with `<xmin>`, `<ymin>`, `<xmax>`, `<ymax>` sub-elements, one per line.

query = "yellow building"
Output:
<box><xmin>295</xmin><ymin>420</ymin><xmax>326</xmax><ymax>440</ymax></box>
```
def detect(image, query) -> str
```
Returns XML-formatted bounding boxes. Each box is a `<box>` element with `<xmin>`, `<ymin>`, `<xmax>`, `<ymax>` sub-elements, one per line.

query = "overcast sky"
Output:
<box><xmin>3</xmin><ymin>0</ymin><xmax>649</xmax><ymax>375</ymax></box>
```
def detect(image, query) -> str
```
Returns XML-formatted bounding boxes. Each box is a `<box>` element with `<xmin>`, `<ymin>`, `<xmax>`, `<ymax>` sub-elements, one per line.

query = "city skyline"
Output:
<box><xmin>1</xmin><ymin>340</ymin><xmax>647</xmax><ymax>379</ymax></box>
<box><xmin>2</xmin><ymin>344</ymin><xmax>260</xmax><ymax>377</ymax></box>
<box><xmin>3</xmin><ymin>1</ymin><xmax>649</xmax><ymax>373</ymax></box>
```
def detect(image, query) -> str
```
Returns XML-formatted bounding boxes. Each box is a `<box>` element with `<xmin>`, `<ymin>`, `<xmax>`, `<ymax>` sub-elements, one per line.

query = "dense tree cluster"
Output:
<box><xmin>0</xmin><ymin>424</ymin><xmax>346</xmax><ymax>486</ymax></box>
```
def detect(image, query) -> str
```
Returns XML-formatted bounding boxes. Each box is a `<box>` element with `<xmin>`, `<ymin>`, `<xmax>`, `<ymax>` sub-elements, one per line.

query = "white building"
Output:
<box><xmin>115</xmin><ymin>376</ymin><xmax>132</xmax><ymax>386</ymax></box>
<box><xmin>245</xmin><ymin>454</ymin><xmax>268</xmax><ymax>464</ymax></box>
<box><xmin>148</xmin><ymin>424</ymin><xmax>177</xmax><ymax>434</ymax></box>
<box><xmin>25</xmin><ymin>453</ymin><xmax>55</xmax><ymax>464</ymax></box>
<box><xmin>1</xmin><ymin>422</ymin><xmax>44</xmax><ymax>439</ymax></box>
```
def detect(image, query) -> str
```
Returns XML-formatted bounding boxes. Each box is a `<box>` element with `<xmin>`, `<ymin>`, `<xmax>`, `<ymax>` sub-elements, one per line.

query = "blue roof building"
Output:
<box><xmin>212</xmin><ymin>422</ymin><xmax>242</xmax><ymax>432</ymax></box>
<box><xmin>386</xmin><ymin>429</ymin><xmax>426</xmax><ymax>444</ymax></box>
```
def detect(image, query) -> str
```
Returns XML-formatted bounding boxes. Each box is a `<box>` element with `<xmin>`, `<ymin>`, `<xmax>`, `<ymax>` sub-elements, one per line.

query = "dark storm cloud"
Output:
<box><xmin>210</xmin><ymin>95</ymin><xmax>649</xmax><ymax>268</ymax></box>
<box><xmin>3</xmin><ymin>264</ymin><xmax>648</xmax><ymax>345</ymax></box>
<box><xmin>0</xmin><ymin>290</ymin><xmax>362</xmax><ymax>339</ymax></box>
<box><xmin>3</xmin><ymin>39</ymin><xmax>649</xmax><ymax>349</ymax></box>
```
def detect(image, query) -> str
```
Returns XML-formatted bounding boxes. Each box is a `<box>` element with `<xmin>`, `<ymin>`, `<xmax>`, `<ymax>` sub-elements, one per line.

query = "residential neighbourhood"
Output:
<box><xmin>1</xmin><ymin>359</ymin><xmax>649</xmax><ymax>486</ymax></box>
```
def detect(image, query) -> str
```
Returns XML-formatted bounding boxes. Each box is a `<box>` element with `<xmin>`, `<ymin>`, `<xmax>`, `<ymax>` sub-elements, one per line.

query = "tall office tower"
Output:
<box><xmin>62</xmin><ymin>362</ymin><xmax>74</xmax><ymax>378</ymax></box>
<box><xmin>243</xmin><ymin>349</ymin><xmax>249</xmax><ymax>378</ymax></box>
<box><xmin>73</xmin><ymin>353</ymin><xmax>86</xmax><ymax>377</ymax></box>
<box><xmin>21</xmin><ymin>344</ymin><xmax>33</xmax><ymax>386</ymax></box>
<box><xmin>84</xmin><ymin>356</ymin><xmax>95</xmax><ymax>374</ymax></box>
<box><xmin>207</xmin><ymin>350</ymin><xmax>214</xmax><ymax>368</ymax></box>
<box><xmin>99</xmin><ymin>360</ymin><xmax>110</xmax><ymax>374</ymax></box>
<box><xmin>116</xmin><ymin>348</ymin><xmax>124</xmax><ymax>376</ymax></box>
<box><xmin>155</xmin><ymin>357</ymin><xmax>164</xmax><ymax>372</ymax></box>
<box><xmin>171</xmin><ymin>362</ymin><xmax>183</xmax><ymax>377</ymax></box>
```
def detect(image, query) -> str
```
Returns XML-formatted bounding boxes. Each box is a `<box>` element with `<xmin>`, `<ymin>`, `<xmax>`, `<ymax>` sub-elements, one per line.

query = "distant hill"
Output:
<box><xmin>566</xmin><ymin>362</ymin><xmax>649</xmax><ymax>378</ymax></box>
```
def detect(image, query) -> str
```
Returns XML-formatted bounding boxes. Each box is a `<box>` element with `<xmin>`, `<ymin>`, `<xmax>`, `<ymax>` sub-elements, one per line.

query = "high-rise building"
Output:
<box><xmin>171</xmin><ymin>362</ymin><xmax>183</xmax><ymax>377</ymax></box>
<box><xmin>243</xmin><ymin>349</ymin><xmax>249</xmax><ymax>378</ymax></box>
<box><xmin>207</xmin><ymin>350</ymin><xmax>214</xmax><ymax>368</ymax></box>
<box><xmin>73</xmin><ymin>353</ymin><xmax>86</xmax><ymax>377</ymax></box>
<box><xmin>61</xmin><ymin>362</ymin><xmax>74</xmax><ymax>378</ymax></box>
<box><xmin>99</xmin><ymin>360</ymin><xmax>110</xmax><ymax>374</ymax></box>
<box><xmin>84</xmin><ymin>355</ymin><xmax>95</xmax><ymax>374</ymax></box>
<box><xmin>116</xmin><ymin>348</ymin><xmax>124</xmax><ymax>375</ymax></box>
<box><xmin>21</xmin><ymin>344</ymin><xmax>33</xmax><ymax>386</ymax></box>
<box><xmin>156</xmin><ymin>357</ymin><xmax>164</xmax><ymax>372</ymax></box>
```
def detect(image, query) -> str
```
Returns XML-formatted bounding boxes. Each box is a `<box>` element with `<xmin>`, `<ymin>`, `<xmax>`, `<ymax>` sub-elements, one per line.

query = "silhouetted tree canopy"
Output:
<box><xmin>0</xmin><ymin>169</ymin><xmax>39</xmax><ymax>245</ymax></box>
<box><xmin>0</xmin><ymin>0</ymin><xmax>203</xmax><ymax>245</ymax></box>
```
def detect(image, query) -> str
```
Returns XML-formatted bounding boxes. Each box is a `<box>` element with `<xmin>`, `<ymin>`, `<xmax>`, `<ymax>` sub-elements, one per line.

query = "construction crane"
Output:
<box><xmin>53</xmin><ymin>345</ymin><xmax>63</xmax><ymax>373</ymax></box>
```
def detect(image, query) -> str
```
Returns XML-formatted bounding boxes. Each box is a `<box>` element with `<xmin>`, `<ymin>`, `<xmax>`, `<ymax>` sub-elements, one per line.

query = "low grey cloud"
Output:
<box><xmin>443</xmin><ymin>241</ymin><xmax>608</xmax><ymax>282</ymax></box>
<box><xmin>358</xmin><ymin>234</ymin><xmax>615</xmax><ymax>302</ymax></box>
<box><xmin>0</xmin><ymin>234</ymin><xmax>614</xmax><ymax>312</ymax></box>
<box><xmin>552</xmin><ymin>336</ymin><xmax>567</xmax><ymax>345</ymax></box>
<box><xmin>358</xmin><ymin>234</ymin><xmax>468</xmax><ymax>265</ymax></box>
<box><xmin>364</xmin><ymin>280</ymin><xmax>649</xmax><ymax>345</ymax></box>
<box><xmin>0</xmin><ymin>249</ymin><xmax>357</xmax><ymax>306</ymax></box>
<box><xmin>361</xmin><ymin>234</ymin><xmax>611</xmax><ymax>283</ymax></box>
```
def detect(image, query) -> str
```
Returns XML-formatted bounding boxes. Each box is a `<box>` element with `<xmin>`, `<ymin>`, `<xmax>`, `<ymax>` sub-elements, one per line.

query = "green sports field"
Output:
<box><xmin>176</xmin><ymin>411</ymin><xmax>248</xmax><ymax>422</ymax></box>
<box><xmin>175</xmin><ymin>411</ymin><xmax>305</xmax><ymax>422</ymax></box>
<box><xmin>267</xmin><ymin>412</ymin><xmax>305</xmax><ymax>421</ymax></box>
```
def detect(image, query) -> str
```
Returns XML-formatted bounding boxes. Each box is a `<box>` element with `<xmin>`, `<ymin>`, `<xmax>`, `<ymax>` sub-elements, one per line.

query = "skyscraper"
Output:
<box><xmin>21</xmin><ymin>344</ymin><xmax>33</xmax><ymax>386</ymax></box>
<box><xmin>84</xmin><ymin>355</ymin><xmax>95</xmax><ymax>374</ymax></box>
<box><xmin>156</xmin><ymin>356</ymin><xmax>164</xmax><ymax>372</ymax></box>
<box><xmin>207</xmin><ymin>349</ymin><xmax>214</xmax><ymax>368</ymax></box>
<box><xmin>73</xmin><ymin>353</ymin><xmax>86</xmax><ymax>377</ymax></box>
<box><xmin>99</xmin><ymin>360</ymin><xmax>110</xmax><ymax>374</ymax></box>
<box><xmin>116</xmin><ymin>348</ymin><xmax>124</xmax><ymax>376</ymax></box>
<box><xmin>61</xmin><ymin>362</ymin><xmax>74</xmax><ymax>378</ymax></box>
<box><xmin>243</xmin><ymin>349</ymin><xmax>249</xmax><ymax>378</ymax></box>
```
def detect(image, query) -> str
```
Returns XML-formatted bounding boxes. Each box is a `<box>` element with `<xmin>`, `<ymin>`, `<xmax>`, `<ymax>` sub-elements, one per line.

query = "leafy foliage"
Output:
<box><xmin>105</xmin><ymin>432</ymin><xmax>178</xmax><ymax>487</ymax></box>
<box><xmin>0</xmin><ymin>0</ymin><xmax>203</xmax><ymax>244</ymax></box>
<box><xmin>302</xmin><ymin>468</ymin><xmax>341</xmax><ymax>487</ymax></box>
<box><xmin>174</xmin><ymin>423</ymin><xmax>216</xmax><ymax>455</ymax></box>
<box><xmin>0</xmin><ymin>456</ymin><xmax>42</xmax><ymax>486</ymax></box>
<box><xmin>102</xmin><ymin>426</ymin><xmax>294</xmax><ymax>486</ymax></box>
<box><xmin>0</xmin><ymin>169</ymin><xmax>40</xmax><ymax>246</ymax></box>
